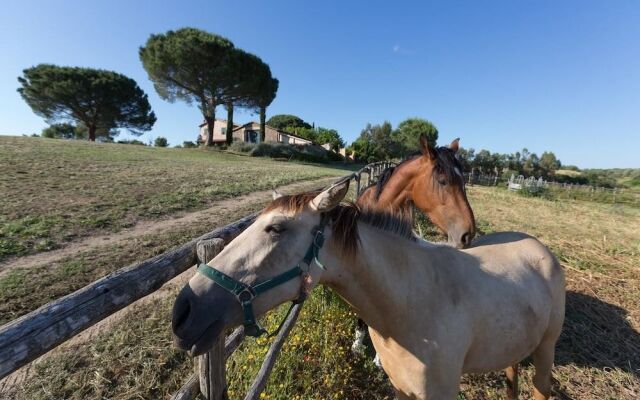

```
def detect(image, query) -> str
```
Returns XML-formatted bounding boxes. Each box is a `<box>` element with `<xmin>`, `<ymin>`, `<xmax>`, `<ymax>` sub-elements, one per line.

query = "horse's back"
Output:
<box><xmin>468</xmin><ymin>231</ymin><xmax>564</xmax><ymax>286</ymax></box>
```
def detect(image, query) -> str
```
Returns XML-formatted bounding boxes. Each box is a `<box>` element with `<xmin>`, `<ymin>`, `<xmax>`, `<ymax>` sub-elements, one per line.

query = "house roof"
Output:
<box><xmin>198</xmin><ymin>119</ymin><xmax>240</xmax><ymax>128</ymax></box>
<box><xmin>231</xmin><ymin>121</ymin><xmax>259</xmax><ymax>132</ymax></box>
<box><xmin>276</xmin><ymin>129</ymin><xmax>313</xmax><ymax>143</ymax></box>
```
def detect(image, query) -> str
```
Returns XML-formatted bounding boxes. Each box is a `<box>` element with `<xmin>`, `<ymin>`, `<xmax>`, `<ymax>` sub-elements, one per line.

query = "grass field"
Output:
<box><xmin>0</xmin><ymin>136</ymin><xmax>351</xmax><ymax>262</ymax></box>
<box><xmin>1</xmin><ymin>139</ymin><xmax>639</xmax><ymax>399</ymax></box>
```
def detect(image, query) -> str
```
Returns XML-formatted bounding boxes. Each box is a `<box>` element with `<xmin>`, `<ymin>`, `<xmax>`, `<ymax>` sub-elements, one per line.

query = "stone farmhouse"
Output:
<box><xmin>198</xmin><ymin>120</ymin><xmax>313</xmax><ymax>145</ymax></box>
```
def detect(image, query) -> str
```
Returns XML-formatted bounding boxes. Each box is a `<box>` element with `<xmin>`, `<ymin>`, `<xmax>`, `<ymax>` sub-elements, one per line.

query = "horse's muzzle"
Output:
<box><xmin>172</xmin><ymin>284</ymin><xmax>234</xmax><ymax>356</ymax></box>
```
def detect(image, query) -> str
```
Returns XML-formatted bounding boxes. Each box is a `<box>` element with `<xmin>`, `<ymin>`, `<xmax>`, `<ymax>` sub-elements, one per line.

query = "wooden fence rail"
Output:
<box><xmin>355</xmin><ymin>161</ymin><xmax>396</xmax><ymax>195</ymax></box>
<box><xmin>0</xmin><ymin>212</ymin><xmax>258</xmax><ymax>380</ymax></box>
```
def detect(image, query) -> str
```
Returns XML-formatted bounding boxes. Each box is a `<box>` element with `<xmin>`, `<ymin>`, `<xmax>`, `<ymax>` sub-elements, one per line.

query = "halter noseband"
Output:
<box><xmin>196</xmin><ymin>214</ymin><xmax>329</xmax><ymax>337</ymax></box>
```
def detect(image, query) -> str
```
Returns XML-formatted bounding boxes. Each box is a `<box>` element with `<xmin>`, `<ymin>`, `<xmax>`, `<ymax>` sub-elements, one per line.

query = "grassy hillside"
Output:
<box><xmin>5</xmin><ymin>185</ymin><xmax>639</xmax><ymax>400</ymax></box>
<box><xmin>0</xmin><ymin>136</ymin><xmax>352</xmax><ymax>261</ymax></box>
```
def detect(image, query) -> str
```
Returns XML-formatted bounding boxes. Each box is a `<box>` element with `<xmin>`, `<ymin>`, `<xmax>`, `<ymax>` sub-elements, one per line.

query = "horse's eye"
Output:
<box><xmin>437</xmin><ymin>176</ymin><xmax>447</xmax><ymax>186</ymax></box>
<box><xmin>266</xmin><ymin>224</ymin><xmax>285</xmax><ymax>234</ymax></box>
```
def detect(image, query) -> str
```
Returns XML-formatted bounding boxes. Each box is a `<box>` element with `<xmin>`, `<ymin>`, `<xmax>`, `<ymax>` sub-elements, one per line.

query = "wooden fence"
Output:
<box><xmin>0</xmin><ymin>161</ymin><xmax>397</xmax><ymax>400</ymax></box>
<box><xmin>354</xmin><ymin>161</ymin><xmax>396</xmax><ymax>196</ymax></box>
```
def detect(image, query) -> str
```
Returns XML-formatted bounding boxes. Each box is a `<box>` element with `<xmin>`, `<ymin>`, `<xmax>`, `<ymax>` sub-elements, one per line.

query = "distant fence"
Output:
<box><xmin>0</xmin><ymin>161</ymin><xmax>394</xmax><ymax>400</ymax></box>
<box><xmin>466</xmin><ymin>172</ymin><xmax>639</xmax><ymax>205</ymax></box>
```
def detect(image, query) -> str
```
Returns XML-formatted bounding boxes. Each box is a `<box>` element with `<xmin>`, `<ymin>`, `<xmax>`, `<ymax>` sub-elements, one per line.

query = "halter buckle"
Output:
<box><xmin>236</xmin><ymin>287</ymin><xmax>256</xmax><ymax>303</ymax></box>
<box><xmin>312</xmin><ymin>229</ymin><xmax>325</xmax><ymax>248</ymax></box>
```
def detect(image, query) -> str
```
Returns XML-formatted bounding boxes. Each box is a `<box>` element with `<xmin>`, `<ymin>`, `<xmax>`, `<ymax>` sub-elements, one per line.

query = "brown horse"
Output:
<box><xmin>354</xmin><ymin>138</ymin><xmax>477</xmax><ymax>358</ymax></box>
<box><xmin>357</xmin><ymin>137</ymin><xmax>475</xmax><ymax>248</ymax></box>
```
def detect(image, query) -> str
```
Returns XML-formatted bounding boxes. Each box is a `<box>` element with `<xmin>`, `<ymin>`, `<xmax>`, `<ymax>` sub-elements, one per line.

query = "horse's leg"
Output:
<box><xmin>532</xmin><ymin>338</ymin><xmax>556</xmax><ymax>400</ymax></box>
<box><xmin>504</xmin><ymin>364</ymin><xmax>519</xmax><ymax>399</ymax></box>
<box><xmin>351</xmin><ymin>318</ymin><xmax>368</xmax><ymax>354</ymax></box>
<box><xmin>424</xmin><ymin>361</ymin><xmax>462</xmax><ymax>400</ymax></box>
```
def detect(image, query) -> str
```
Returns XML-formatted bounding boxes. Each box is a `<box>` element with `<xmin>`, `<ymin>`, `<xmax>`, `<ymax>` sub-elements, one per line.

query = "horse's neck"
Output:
<box><xmin>373</xmin><ymin>159</ymin><xmax>420</xmax><ymax>210</ymax></box>
<box><xmin>320</xmin><ymin>223</ymin><xmax>436</xmax><ymax>334</ymax></box>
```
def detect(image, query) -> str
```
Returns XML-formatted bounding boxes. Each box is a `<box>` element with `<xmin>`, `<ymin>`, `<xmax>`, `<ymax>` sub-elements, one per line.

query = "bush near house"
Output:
<box><xmin>229</xmin><ymin>141</ymin><xmax>343</xmax><ymax>163</ymax></box>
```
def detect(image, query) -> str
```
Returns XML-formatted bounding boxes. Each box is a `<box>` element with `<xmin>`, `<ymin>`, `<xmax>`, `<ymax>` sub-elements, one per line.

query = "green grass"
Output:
<box><xmin>0</xmin><ymin>136</ymin><xmax>354</xmax><ymax>261</ymax></box>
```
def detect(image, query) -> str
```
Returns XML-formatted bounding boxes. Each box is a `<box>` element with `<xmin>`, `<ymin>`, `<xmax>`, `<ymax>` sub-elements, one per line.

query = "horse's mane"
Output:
<box><xmin>264</xmin><ymin>191</ymin><xmax>415</xmax><ymax>259</ymax></box>
<box><xmin>368</xmin><ymin>146</ymin><xmax>464</xmax><ymax>200</ymax></box>
<box><xmin>374</xmin><ymin>166</ymin><xmax>396</xmax><ymax>200</ymax></box>
<box><xmin>432</xmin><ymin>147</ymin><xmax>464</xmax><ymax>183</ymax></box>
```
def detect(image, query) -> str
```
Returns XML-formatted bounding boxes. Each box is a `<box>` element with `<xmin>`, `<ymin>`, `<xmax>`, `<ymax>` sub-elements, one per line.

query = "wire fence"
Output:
<box><xmin>466</xmin><ymin>173</ymin><xmax>640</xmax><ymax>205</ymax></box>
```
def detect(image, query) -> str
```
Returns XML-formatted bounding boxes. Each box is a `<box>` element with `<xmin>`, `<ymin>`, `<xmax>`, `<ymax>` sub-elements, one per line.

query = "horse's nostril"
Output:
<box><xmin>172</xmin><ymin>297</ymin><xmax>191</xmax><ymax>333</ymax></box>
<box><xmin>461</xmin><ymin>232</ymin><xmax>472</xmax><ymax>246</ymax></box>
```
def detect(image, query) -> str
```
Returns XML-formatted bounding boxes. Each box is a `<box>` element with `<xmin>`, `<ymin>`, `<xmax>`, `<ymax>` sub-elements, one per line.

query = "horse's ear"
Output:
<box><xmin>449</xmin><ymin>138</ymin><xmax>460</xmax><ymax>153</ymax></box>
<box><xmin>309</xmin><ymin>179</ymin><xmax>350</xmax><ymax>212</ymax></box>
<box><xmin>419</xmin><ymin>136</ymin><xmax>437</xmax><ymax>160</ymax></box>
<box><xmin>272</xmin><ymin>190</ymin><xmax>282</xmax><ymax>200</ymax></box>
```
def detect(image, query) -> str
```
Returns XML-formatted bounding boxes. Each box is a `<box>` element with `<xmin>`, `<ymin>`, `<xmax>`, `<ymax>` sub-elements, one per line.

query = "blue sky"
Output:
<box><xmin>1</xmin><ymin>0</ymin><xmax>639</xmax><ymax>168</ymax></box>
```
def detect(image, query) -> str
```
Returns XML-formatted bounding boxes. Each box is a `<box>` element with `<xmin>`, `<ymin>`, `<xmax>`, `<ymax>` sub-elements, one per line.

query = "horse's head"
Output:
<box><xmin>412</xmin><ymin>137</ymin><xmax>476</xmax><ymax>248</ymax></box>
<box><xmin>172</xmin><ymin>180</ymin><xmax>350</xmax><ymax>356</ymax></box>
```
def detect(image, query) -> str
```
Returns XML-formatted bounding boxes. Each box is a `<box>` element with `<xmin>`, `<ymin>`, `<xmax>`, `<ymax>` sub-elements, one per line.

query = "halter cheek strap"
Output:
<box><xmin>196</xmin><ymin>214</ymin><xmax>329</xmax><ymax>337</ymax></box>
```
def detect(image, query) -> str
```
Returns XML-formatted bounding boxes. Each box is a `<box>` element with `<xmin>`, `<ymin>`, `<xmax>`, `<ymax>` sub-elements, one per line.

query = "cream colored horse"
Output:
<box><xmin>172</xmin><ymin>180</ymin><xmax>565</xmax><ymax>399</ymax></box>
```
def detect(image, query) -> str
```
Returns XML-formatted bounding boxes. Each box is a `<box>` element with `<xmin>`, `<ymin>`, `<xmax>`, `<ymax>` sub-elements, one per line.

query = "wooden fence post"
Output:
<box><xmin>196</xmin><ymin>238</ymin><xmax>228</xmax><ymax>400</ymax></box>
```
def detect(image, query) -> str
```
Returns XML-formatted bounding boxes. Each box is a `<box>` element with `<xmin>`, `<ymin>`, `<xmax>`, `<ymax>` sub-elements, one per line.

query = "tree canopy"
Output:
<box><xmin>140</xmin><ymin>28</ymin><xmax>278</xmax><ymax>145</ymax></box>
<box><xmin>18</xmin><ymin>64</ymin><xmax>156</xmax><ymax>141</ymax></box>
<box><xmin>41</xmin><ymin>123</ymin><xmax>79</xmax><ymax>139</ymax></box>
<box><xmin>267</xmin><ymin>114</ymin><xmax>311</xmax><ymax>130</ymax></box>
<box><xmin>392</xmin><ymin>117</ymin><xmax>438</xmax><ymax>155</ymax></box>
<box><xmin>316</xmin><ymin>128</ymin><xmax>345</xmax><ymax>151</ymax></box>
<box><xmin>456</xmin><ymin>147</ymin><xmax>563</xmax><ymax>178</ymax></box>
<box><xmin>140</xmin><ymin>28</ymin><xmax>235</xmax><ymax>145</ymax></box>
<box><xmin>154</xmin><ymin>137</ymin><xmax>169</xmax><ymax>147</ymax></box>
<box><xmin>243</xmin><ymin>61</ymin><xmax>278</xmax><ymax>142</ymax></box>
<box><xmin>220</xmin><ymin>49</ymin><xmax>278</xmax><ymax>143</ymax></box>
<box><xmin>348</xmin><ymin>118</ymin><xmax>440</xmax><ymax>162</ymax></box>
<box><xmin>350</xmin><ymin>122</ymin><xmax>402</xmax><ymax>163</ymax></box>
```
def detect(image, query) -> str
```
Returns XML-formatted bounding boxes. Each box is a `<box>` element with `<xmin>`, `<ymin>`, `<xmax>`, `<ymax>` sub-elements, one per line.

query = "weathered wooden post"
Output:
<box><xmin>355</xmin><ymin>173</ymin><xmax>361</xmax><ymax>196</ymax></box>
<box><xmin>196</xmin><ymin>238</ymin><xmax>227</xmax><ymax>400</ymax></box>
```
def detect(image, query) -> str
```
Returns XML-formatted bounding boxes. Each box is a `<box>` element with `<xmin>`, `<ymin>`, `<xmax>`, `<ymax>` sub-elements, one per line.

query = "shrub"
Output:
<box><xmin>517</xmin><ymin>184</ymin><xmax>551</xmax><ymax>200</ymax></box>
<box><xmin>248</xmin><ymin>142</ymin><xmax>329</xmax><ymax>163</ymax></box>
<box><xmin>182</xmin><ymin>141</ymin><xmax>197</xmax><ymax>148</ymax></box>
<box><xmin>229</xmin><ymin>141</ymin><xmax>255</xmax><ymax>153</ymax></box>
<box><xmin>327</xmin><ymin>150</ymin><xmax>344</xmax><ymax>162</ymax></box>
<box><xmin>117</xmin><ymin>139</ymin><xmax>146</xmax><ymax>146</ymax></box>
<box><xmin>154</xmin><ymin>137</ymin><xmax>169</xmax><ymax>147</ymax></box>
<box><xmin>250</xmin><ymin>142</ymin><xmax>294</xmax><ymax>158</ymax></box>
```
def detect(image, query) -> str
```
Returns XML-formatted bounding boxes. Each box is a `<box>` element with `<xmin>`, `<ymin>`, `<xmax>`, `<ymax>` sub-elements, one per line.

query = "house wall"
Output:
<box><xmin>199</xmin><ymin>120</ymin><xmax>232</xmax><ymax>143</ymax></box>
<box><xmin>265</xmin><ymin>126</ymin><xmax>280</xmax><ymax>142</ymax></box>
<box><xmin>277</xmin><ymin>132</ymin><xmax>312</xmax><ymax>145</ymax></box>
<box><xmin>199</xmin><ymin>120</ymin><xmax>314</xmax><ymax>146</ymax></box>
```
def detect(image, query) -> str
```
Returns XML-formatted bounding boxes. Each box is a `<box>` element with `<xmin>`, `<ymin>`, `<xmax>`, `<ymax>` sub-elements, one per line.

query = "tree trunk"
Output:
<box><xmin>226</xmin><ymin>104</ymin><xmax>234</xmax><ymax>146</ymax></box>
<box><xmin>88</xmin><ymin>124</ymin><xmax>96</xmax><ymax>142</ymax></box>
<box><xmin>205</xmin><ymin>115</ymin><xmax>215</xmax><ymax>146</ymax></box>
<box><xmin>260</xmin><ymin>106</ymin><xmax>266</xmax><ymax>143</ymax></box>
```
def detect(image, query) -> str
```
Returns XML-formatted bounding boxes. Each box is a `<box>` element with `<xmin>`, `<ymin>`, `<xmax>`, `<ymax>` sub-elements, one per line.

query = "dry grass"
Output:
<box><xmin>0</xmin><ymin>136</ymin><xmax>352</xmax><ymax>261</ymax></box>
<box><xmin>2</xmin><ymin>183</ymin><xmax>639</xmax><ymax>399</ymax></box>
<box><xmin>454</xmin><ymin>186</ymin><xmax>640</xmax><ymax>399</ymax></box>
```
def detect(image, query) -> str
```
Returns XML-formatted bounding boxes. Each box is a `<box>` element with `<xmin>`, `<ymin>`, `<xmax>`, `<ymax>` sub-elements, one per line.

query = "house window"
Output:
<box><xmin>245</xmin><ymin>130</ymin><xmax>258</xmax><ymax>143</ymax></box>
<box><xmin>221</xmin><ymin>127</ymin><xmax>227</xmax><ymax>135</ymax></box>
